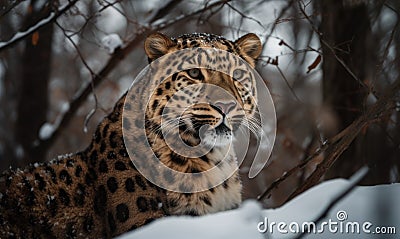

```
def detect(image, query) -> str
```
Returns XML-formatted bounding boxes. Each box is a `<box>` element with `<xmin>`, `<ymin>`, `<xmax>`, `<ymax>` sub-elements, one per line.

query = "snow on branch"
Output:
<box><xmin>0</xmin><ymin>0</ymin><xmax>79</xmax><ymax>52</ymax></box>
<box><xmin>0</xmin><ymin>12</ymin><xmax>55</xmax><ymax>49</ymax></box>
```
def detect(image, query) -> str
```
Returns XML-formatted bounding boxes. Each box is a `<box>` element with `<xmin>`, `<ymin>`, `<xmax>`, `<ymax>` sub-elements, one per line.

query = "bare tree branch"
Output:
<box><xmin>148</xmin><ymin>0</ymin><xmax>184</xmax><ymax>23</ymax></box>
<box><xmin>257</xmin><ymin>139</ymin><xmax>327</xmax><ymax>201</ymax></box>
<box><xmin>258</xmin><ymin>75</ymin><xmax>400</xmax><ymax>202</ymax></box>
<box><xmin>263</xmin><ymin>0</ymin><xmax>296</xmax><ymax>46</ymax></box>
<box><xmin>225</xmin><ymin>2</ymin><xmax>266</xmax><ymax>30</ymax></box>
<box><xmin>55</xmin><ymin>21</ymin><xmax>100</xmax><ymax>134</ymax></box>
<box><xmin>276</xmin><ymin>65</ymin><xmax>302</xmax><ymax>102</ymax></box>
<box><xmin>0</xmin><ymin>0</ymin><xmax>24</xmax><ymax>19</ymax></box>
<box><xmin>287</xmin><ymin>75</ymin><xmax>400</xmax><ymax>201</ymax></box>
<box><xmin>0</xmin><ymin>0</ymin><xmax>79</xmax><ymax>52</ymax></box>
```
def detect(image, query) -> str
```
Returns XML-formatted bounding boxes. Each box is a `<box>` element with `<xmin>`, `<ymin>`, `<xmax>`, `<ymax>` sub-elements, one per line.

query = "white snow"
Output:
<box><xmin>117</xmin><ymin>200</ymin><xmax>265</xmax><ymax>239</ymax></box>
<box><xmin>118</xmin><ymin>180</ymin><xmax>400</xmax><ymax>239</ymax></box>
<box><xmin>38</xmin><ymin>101</ymin><xmax>72</xmax><ymax>141</ymax></box>
<box><xmin>101</xmin><ymin>34</ymin><xmax>123</xmax><ymax>54</ymax></box>
<box><xmin>61</xmin><ymin>101</ymin><xmax>70</xmax><ymax>113</ymax></box>
<box><xmin>267</xmin><ymin>180</ymin><xmax>399</xmax><ymax>238</ymax></box>
<box><xmin>39</xmin><ymin>122</ymin><xmax>55</xmax><ymax>140</ymax></box>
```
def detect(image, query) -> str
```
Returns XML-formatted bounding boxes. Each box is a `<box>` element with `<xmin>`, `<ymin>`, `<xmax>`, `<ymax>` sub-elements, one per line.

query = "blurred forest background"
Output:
<box><xmin>0</xmin><ymin>0</ymin><xmax>399</xmax><ymax>208</ymax></box>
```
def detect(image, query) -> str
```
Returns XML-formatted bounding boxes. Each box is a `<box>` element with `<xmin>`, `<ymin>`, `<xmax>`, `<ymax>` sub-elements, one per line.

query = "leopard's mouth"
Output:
<box><xmin>175</xmin><ymin>105</ymin><xmax>244</xmax><ymax>147</ymax></box>
<box><xmin>198</xmin><ymin>122</ymin><xmax>233</xmax><ymax>147</ymax></box>
<box><xmin>215</xmin><ymin>123</ymin><xmax>231</xmax><ymax>135</ymax></box>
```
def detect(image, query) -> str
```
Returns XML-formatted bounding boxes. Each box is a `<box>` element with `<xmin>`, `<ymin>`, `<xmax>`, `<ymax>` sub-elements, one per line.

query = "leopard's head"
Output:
<box><xmin>143</xmin><ymin>32</ymin><xmax>262</xmax><ymax>149</ymax></box>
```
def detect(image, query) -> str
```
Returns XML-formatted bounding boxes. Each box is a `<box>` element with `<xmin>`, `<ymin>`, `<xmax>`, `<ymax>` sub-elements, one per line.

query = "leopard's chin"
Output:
<box><xmin>200</xmin><ymin>124</ymin><xmax>233</xmax><ymax>147</ymax></box>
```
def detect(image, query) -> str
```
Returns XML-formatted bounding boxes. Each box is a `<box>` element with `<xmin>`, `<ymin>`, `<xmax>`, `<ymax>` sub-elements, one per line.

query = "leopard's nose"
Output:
<box><xmin>214</xmin><ymin>100</ymin><xmax>237</xmax><ymax>114</ymax></box>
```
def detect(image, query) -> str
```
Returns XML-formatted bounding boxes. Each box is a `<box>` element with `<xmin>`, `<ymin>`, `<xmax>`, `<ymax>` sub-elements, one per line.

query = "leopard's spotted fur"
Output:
<box><xmin>0</xmin><ymin>98</ymin><xmax>167</xmax><ymax>238</ymax></box>
<box><xmin>0</xmin><ymin>32</ymin><xmax>262</xmax><ymax>238</ymax></box>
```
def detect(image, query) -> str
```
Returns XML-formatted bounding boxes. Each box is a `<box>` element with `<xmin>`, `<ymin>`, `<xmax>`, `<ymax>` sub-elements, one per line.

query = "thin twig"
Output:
<box><xmin>263</xmin><ymin>0</ymin><xmax>296</xmax><ymax>46</ymax></box>
<box><xmin>0</xmin><ymin>0</ymin><xmax>25</xmax><ymax>19</ymax></box>
<box><xmin>148</xmin><ymin>0</ymin><xmax>184</xmax><ymax>23</ymax></box>
<box><xmin>56</xmin><ymin>21</ymin><xmax>100</xmax><ymax>132</ymax></box>
<box><xmin>384</xmin><ymin>2</ymin><xmax>400</xmax><ymax>16</ymax></box>
<box><xmin>257</xmin><ymin>140</ymin><xmax>328</xmax><ymax>201</ymax></box>
<box><xmin>377</xmin><ymin>15</ymin><xmax>399</xmax><ymax>76</ymax></box>
<box><xmin>226</xmin><ymin>2</ymin><xmax>266</xmax><ymax>30</ymax></box>
<box><xmin>298</xmin><ymin>134</ymin><xmax>317</xmax><ymax>184</ymax></box>
<box><xmin>101</xmin><ymin>0</ymin><xmax>139</xmax><ymax>26</ymax></box>
<box><xmin>276</xmin><ymin>65</ymin><xmax>302</xmax><ymax>102</ymax></box>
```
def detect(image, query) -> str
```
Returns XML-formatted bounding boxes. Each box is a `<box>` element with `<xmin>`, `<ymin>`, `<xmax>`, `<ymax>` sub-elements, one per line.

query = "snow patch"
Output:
<box><xmin>117</xmin><ymin>200</ymin><xmax>265</xmax><ymax>239</ymax></box>
<box><xmin>265</xmin><ymin>180</ymin><xmax>400</xmax><ymax>238</ymax></box>
<box><xmin>118</xmin><ymin>180</ymin><xmax>400</xmax><ymax>239</ymax></box>
<box><xmin>39</xmin><ymin>123</ymin><xmax>55</xmax><ymax>140</ymax></box>
<box><xmin>61</xmin><ymin>102</ymin><xmax>70</xmax><ymax>113</ymax></box>
<box><xmin>102</xmin><ymin>34</ymin><xmax>123</xmax><ymax>54</ymax></box>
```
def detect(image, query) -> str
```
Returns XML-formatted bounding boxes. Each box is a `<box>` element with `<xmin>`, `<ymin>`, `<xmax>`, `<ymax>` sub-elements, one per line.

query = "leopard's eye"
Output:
<box><xmin>187</xmin><ymin>68</ymin><xmax>201</xmax><ymax>79</ymax></box>
<box><xmin>233</xmin><ymin>69</ymin><xmax>245</xmax><ymax>81</ymax></box>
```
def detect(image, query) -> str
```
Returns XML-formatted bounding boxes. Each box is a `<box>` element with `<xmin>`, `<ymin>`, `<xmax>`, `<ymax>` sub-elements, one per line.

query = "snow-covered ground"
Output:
<box><xmin>118</xmin><ymin>179</ymin><xmax>399</xmax><ymax>239</ymax></box>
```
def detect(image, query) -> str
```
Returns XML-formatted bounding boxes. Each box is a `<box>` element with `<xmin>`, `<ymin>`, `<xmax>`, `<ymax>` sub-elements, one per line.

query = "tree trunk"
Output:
<box><xmin>318</xmin><ymin>0</ymin><xmax>392</xmax><ymax>182</ymax></box>
<box><xmin>14</xmin><ymin>1</ymin><xmax>54</xmax><ymax>165</ymax></box>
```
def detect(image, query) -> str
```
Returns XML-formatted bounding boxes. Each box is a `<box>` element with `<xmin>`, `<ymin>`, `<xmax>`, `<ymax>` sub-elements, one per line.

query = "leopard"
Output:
<box><xmin>0</xmin><ymin>32</ymin><xmax>262</xmax><ymax>238</ymax></box>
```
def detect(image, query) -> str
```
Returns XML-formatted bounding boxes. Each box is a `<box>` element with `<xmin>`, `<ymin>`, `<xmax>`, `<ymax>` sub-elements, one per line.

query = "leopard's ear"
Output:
<box><xmin>145</xmin><ymin>33</ymin><xmax>176</xmax><ymax>62</ymax></box>
<box><xmin>234</xmin><ymin>33</ymin><xmax>262</xmax><ymax>60</ymax></box>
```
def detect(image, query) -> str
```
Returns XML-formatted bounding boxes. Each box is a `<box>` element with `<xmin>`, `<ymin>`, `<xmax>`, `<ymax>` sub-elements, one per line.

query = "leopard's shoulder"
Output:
<box><xmin>0</xmin><ymin>94</ymin><xmax>168</xmax><ymax>238</ymax></box>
